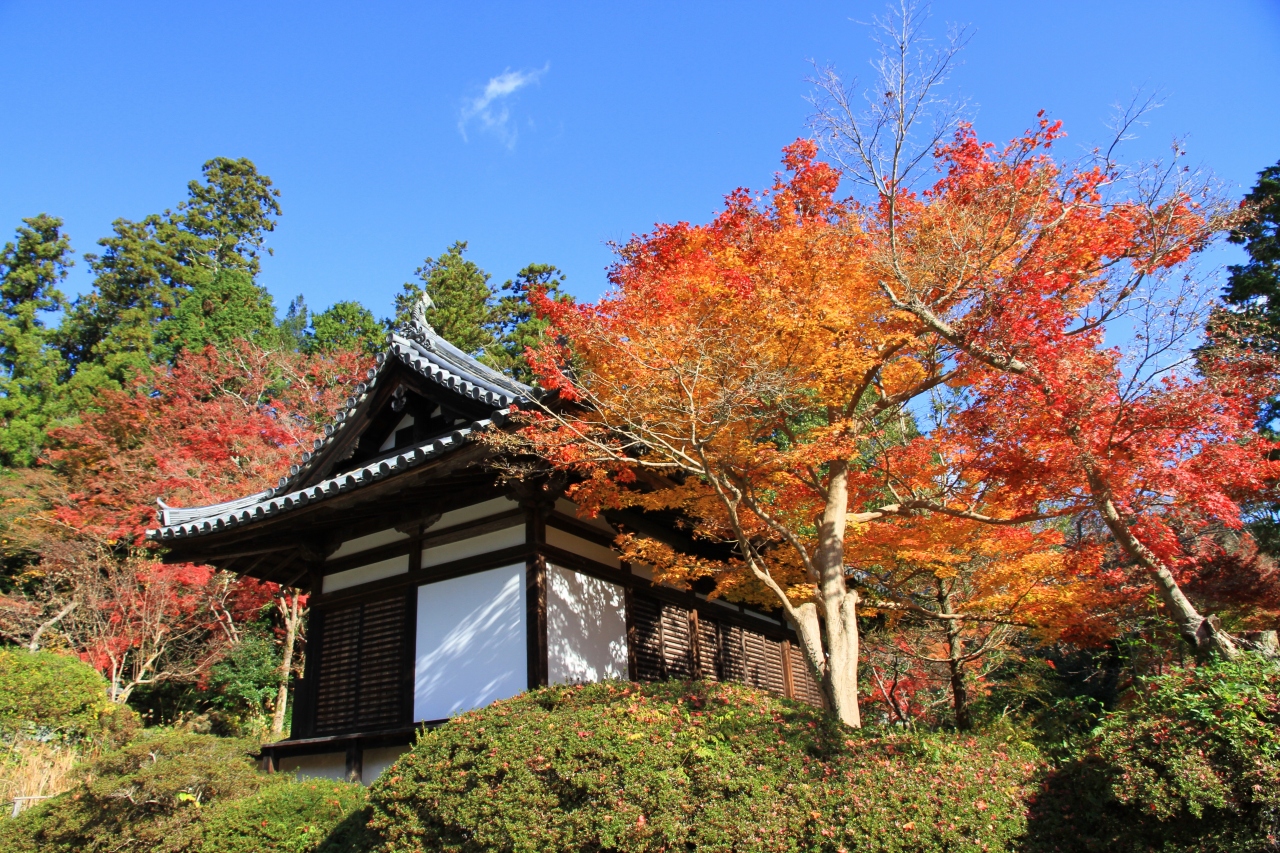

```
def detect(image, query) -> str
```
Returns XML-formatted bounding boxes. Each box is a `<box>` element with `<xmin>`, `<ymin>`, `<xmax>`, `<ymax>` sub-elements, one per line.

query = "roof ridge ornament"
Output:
<box><xmin>402</xmin><ymin>290</ymin><xmax>435</xmax><ymax>346</ymax></box>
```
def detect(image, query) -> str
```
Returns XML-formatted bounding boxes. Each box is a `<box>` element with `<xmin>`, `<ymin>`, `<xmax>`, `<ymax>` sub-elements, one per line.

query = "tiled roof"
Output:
<box><xmin>146</xmin><ymin>313</ymin><xmax>529</xmax><ymax>543</ymax></box>
<box><xmin>148</xmin><ymin>417</ymin><xmax>504</xmax><ymax>541</ymax></box>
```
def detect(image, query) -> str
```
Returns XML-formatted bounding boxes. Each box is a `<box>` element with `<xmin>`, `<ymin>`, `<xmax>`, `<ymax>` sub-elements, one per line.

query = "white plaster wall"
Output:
<box><xmin>545</xmin><ymin>527</ymin><xmax>621</xmax><ymax>569</ymax></box>
<box><xmin>414</xmin><ymin>565</ymin><xmax>527</xmax><ymax>722</ymax></box>
<box><xmin>554</xmin><ymin>498</ymin><xmax>616</xmax><ymax>533</ymax></box>
<box><xmin>322</xmin><ymin>553</ymin><xmax>410</xmax><ymax>593</ymax></box>
<box><xmin>421</xmin><ymin>525</ymin><xmax>524</xmax><ymax>568</ymax></box>
<box><xmin>435</xmin><ymin>496</ymin><xmax>520</xmax><ymax>529</ymax></box>
<box><xmin>327</xmin><ymin>528</ymin><xmax>410</xmax><ymax>561</ymax></box>
<box><xmin>361</xmin><ymin>745</ymin><xmax>410</xmax><ymax>785</ymax></box>
<box><xmin>280</xmin><ymin>752</ymin><xmax>347</xmax><ymax>781</ymax></box>
<box><xmin>547</xmin><ymin>565</ymin><xmax>629</xmax><ymax>685</ymax></box>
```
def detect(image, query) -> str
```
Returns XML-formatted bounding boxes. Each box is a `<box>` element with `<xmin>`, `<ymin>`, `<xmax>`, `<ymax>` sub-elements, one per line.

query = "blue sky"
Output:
<box><xmin>2</xmin><ymin>1</ymin><xmax>1278</xmax><ymax>317</ymax></box>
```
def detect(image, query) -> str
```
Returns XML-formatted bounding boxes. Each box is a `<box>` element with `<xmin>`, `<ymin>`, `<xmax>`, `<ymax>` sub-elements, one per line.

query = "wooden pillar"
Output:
<box><xmin>622</xmin><ymin>563</ymin><xmax>638</xmax><ymax>682</ymax></box>
<box><xmin>781</xmin><ymin>639</ymin><xmax>795</xmax><ymax>700</ymax></box>
<box><xmin>689</xmin><ymin>609</ymin><xmax>703</xmax><ymax>680</ymax></box>
<box><xmin>399</xmin><ymin>517</ymin><xmax>430</xmax><ymax>726</ymax></box>
<box><xmin>525</xmin><ymin>503</ymin><xmax>549</xmax><ymax>690</ymax></box>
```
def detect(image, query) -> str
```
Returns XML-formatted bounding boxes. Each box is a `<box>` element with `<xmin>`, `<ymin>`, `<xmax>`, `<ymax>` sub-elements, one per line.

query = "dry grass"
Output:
<box><xmin>0</xmin><ymin>738</ymin><xmax>80</xmax><ymax>816</ymax></box>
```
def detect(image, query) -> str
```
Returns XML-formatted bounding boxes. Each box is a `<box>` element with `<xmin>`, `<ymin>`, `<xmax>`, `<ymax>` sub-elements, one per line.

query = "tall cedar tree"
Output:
<box><xmin>0</xmin><ymin>215</ymin><xmax>73</xmax><ymax>466</ymax></box>
<box><xmin>1208</xmin><ymin>159</ymin><xmax>1280</xmax><ymax>568</ymax></box>
<box><xmin>306</xmin><ymin>300</ymin><xmax>385</xmax><ymax>356</ymax></box>
<box><xmin>1224</xmin><ymin>160</ymin><xmax>1280</xmax><ymax>351</ymax></box>
<box><xmin>59</xmin><ymin>157</ymin><xmax>280</xmax><ymax>380</ymax></box>
<box><xmin>395</xmin><ymin>241</ymin><xmax>499</xmax><ymax>356</ymax></box>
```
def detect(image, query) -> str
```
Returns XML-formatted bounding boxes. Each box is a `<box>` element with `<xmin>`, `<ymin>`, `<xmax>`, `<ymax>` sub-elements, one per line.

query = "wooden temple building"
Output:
<box><xmin>148</xmin><ymin>305</ymin><xmax>822</xmax><ymax>783</ymax></box>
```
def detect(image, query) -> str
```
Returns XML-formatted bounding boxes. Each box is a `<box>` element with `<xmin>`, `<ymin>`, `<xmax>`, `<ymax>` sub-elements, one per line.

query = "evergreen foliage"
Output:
<box><xmin>205</xmin><ymin>629</ymin><xmax>283</xmax><ymax>734</ymax></box>
<box><xmin>367</xmin><ymin>680</ymin><xmax>1043</xmax><ymax>853</ymax></box>
<box><xmin>306</xmin><ymin>301</ymin><xmax>385</xmax><ymax>356</ymax></box>
<box><xmin>0</xmin><ymin>216</ymin><xmax>74</xmax><ymax>466</ymax></box>
<box><xmin>156</xmin><ymin>270</ymin><xmax>280</xmax><ymax>361</ymax></box>
<box><xmin>394</xmin><ymin>242</ymin><xmax>571</xmax><ymax>380</ymax></box>
<box><xmin>0</xmin><ymin>730</ymin><xmax>265</xmax><ymax>853</ymax></box>
<box><xmin>1225</xmin><ymin>160</ymin><xmax>1280</xmax><ymax>341</ymax></box>
<box><xmin>489</xmin><ymin>262</ymin><xmax>572</xmax><ymax>383</ymax></box>
<box><xmin>193</xmin><ymin>778</ymin><xmax>370</xmax><ymax>853</ymax></box>
<box><xmin>0</xmin><ymin>649</ymin><xmax>128</xmax><ymax>743</ymax></box>
<box><xmin>1024</xmin><ymin>654</ymin><xmax>1280</xmax><ymax>853</ymax></box>
<box><xmin>58</xmin><ymin>157</ymin><xmax>280</xmax><ymax>380</ymax></box>
<box><xmin>395</xmin><ymin>241</ymin><xmax>498</xmax><ymax>356</ymax></box>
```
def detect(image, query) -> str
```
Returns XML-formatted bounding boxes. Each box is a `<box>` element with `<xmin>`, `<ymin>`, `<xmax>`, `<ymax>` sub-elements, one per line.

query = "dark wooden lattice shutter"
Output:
<box><xmin>660</xmin><ymin>604</ymin><xmax>695</xmax><ymax>678</ymax></box>
<box><xmin>719</xmin><ymin>623</ymin><xmax>748</xmax><ymax>683</ymax></box>
<box><xmin>787</xmin><ymin>642</ymin><xmax>825</xmax><ymax>707</ymax></box>
<box><xmin>312</xmin><ymin>594</ymin><xmax>406</xmax><ymax>735</ymax></box>
<box><xmin>743</xmin><ymin>630</ymin><xmax>788</xmax><ymax>697</ymax></box>
<box><xmin>313</xmin><ymin>605</ymin><xmax>361</xmax><ymax>734</ymax></box>
<box><xmin>355</xmin><ymin>596</ymin><xmax>406</xmax><ymax>728</ymax></box>
<box><xmin>631</xmin><ymin>594</ymin><xmax>697</xmax><ymax>681</ymax></box>
<box><xmin>631</xmin><ymin>595</ymin><xmax>664</xmax><ymax>681</ymax></box>
<box><xmin>695</xmin><ymin>616</ymin><xmax>721</xmax><ymax>681</ymax></box>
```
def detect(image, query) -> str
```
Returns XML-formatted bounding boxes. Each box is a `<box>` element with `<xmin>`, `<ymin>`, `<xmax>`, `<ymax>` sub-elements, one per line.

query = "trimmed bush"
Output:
<box><xmin>1024</xmin><ymin>653</ymin><xmax>1280</xmax><ymax>852</ymax></box>
<box><xmin>0</xmin><ymin>729</ymin><xmax>267</xmax><ymax>853</ymax></box>
<box><xmin>367</xmin><ymin>680</ymin><xmax>1045</xmax><ymax>853</ymax></box>
<box><xmin>0</xmin><ymin>650</ymin><xmax>131</xmax><ymax>743</ymax></box>
<box><xmin>194</xmin><ymin>777</ymin><xmax>371</xmax><ymax>853</ymax></box>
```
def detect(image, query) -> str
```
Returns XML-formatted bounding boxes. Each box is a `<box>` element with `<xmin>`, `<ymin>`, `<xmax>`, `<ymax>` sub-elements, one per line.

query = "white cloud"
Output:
<box><xmin>458</xmin><ymin>64</ymin><xmax>549</xmax><ymax>149</ymax></box>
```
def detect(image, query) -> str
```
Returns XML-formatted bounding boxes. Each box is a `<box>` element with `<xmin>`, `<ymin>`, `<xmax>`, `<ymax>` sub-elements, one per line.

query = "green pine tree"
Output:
<box><xmin>58</xmin><ymin>158</ymin><xmax>281</xmax><ymax>380</ymax></box>
<box><xmin>0</xmin><ymin>215</ymin><xmax>74</xmax><ymax>466</ymax></box>
<box><xmin>306</xmin><ymin>301</ymin><xmax>384</xmax><ymax>356</ymax></box>
<box><xmin>490</xmin><ymin>263</ymin><xmax>573</xmax><ymax>384</ymax></box>
<box><xmin>394</xmin><ymin>241</ymin><xmax>499</xmax><ymax>356</ymax></box>
<box><xmin>155</xmin><ymin>269</ymin><xmax>280</xmax><ymax>361</ymax></box>
<box><xmin>1225</xmin><ymin>159</ymin><xmax>1280</xmax><ymax>335</ymax></box>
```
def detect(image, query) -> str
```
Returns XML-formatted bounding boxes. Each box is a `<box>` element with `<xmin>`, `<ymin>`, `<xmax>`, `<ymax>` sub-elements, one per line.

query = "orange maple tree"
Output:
<box><xmin>857</xmin><ymin>119</ymin><xmax>1278</xmax><ymax>659</ymax></box>
<box><xmin>500</xmin><ymin>141</ymin><xmax>1035</xmax><ymax>726</ymax></box>
<box><xmin>504</xmin><ymin>124</ymin><xmax>1277</xmax><ymax>726</ymax></box>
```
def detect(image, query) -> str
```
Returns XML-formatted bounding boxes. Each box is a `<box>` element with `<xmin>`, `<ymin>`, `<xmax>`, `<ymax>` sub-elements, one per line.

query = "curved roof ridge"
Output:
<box><xmin>146</xmin><ymin>412</ymin><xmax>510</xmax><ymax>542</ymax></box>
<box><xmin>149</xmin><ymin>304</ymin><xmax>535</xmax><ymax>534</ymax></box>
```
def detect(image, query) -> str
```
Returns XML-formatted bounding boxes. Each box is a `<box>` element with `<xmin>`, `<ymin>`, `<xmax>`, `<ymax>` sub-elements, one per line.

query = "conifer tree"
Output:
<box><xmin>59</xmin><ymin>158</ymin><xmax>280</xmax><ymax>379</ymax></box>
<box><xmin>0</xmin><ymin>215</ymin><xmax>74</xmax><ymax>466</ymax></box>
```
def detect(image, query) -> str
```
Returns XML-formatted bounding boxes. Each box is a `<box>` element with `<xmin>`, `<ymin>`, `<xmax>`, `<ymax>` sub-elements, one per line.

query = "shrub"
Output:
<box><xmin>0</xmin><ymin>649</ymin><xmax>128</xmax><ymax>742</ymax></box>
<box><xmin>1024</xmin><ymin>653</ymin><xmax>1280</xmax><ymax>852</ymax></box>
<box><xmin>194</xmin><ymin>777</ymin><xmax>371</xmax><ymax>853</ymax></box>
<box><xmin>205</xmin><ymin>629</ymin><xmax>283</xmax><ymax>736</ymax></box>
<box><xmin>367</xmin><ymin>680</ymin><xmax>1045</xmax><ymax>853</ymax></box>
<box><xmin>0</xmin><ymin>729</ymin><xmax>267</xmax><ymax>853</ymax></box>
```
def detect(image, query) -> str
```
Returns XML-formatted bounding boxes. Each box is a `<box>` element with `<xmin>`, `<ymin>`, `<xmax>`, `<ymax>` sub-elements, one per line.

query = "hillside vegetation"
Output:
<box><xmin>2</xmin><ymin>663</ymin><xmax>1277</xmax><ymax>853</ymax></box>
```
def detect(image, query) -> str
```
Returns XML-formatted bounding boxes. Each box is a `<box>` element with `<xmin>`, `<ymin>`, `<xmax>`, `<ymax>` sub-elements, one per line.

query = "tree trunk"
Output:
<box><xmin>1086</xmin><ymin>470</ymin><xmax>1239</xmax><ymax>660</ymax></box>
<box><xmin>272</xmin><ymin>592</ymin><xmax>301</xmax><ymax>736</ymax></box>
<box><xmin>814</xmin><ymin>461</ymin><xmax>861</xmax><ymax>727</ymax></box>
<box><xmin>27</xmin><ymin>601</ymin><xmax>76</xmax><ymax>652</ymax></box>
<box><xmin>938</xmin><ymin>581</ymin><xmax>971</xmax><ymax>730</ymax></box>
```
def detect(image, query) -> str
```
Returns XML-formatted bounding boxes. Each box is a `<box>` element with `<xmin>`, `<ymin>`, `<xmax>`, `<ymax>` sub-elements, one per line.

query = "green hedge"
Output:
<box><xmin>0</xmin><ymin>649</ymin><xmax>133</xmax><ymax>743</ymax></box>
<box><xmin>1024</xmin><ymin>653</ymin><xmax>1280</xmax><ymax>852</ymax></box>
<box><xmin>0</xmin><ymin>729</ymin><xmax>266</xmax><ymax>853</ymax></box>
<box><xmin>366</xmin><ymin>680</ymin><xmax>1045</xmax><ymax>853</ymax></box>
<box><xmin>194</xmin><ymin>777</ymin><xmax>370</xmax><ymax>853</ymax></box>
<box><xmin>0</xmin><ymin>729</ymin><xmax>371</xmax><ymax>853</ymax></box>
